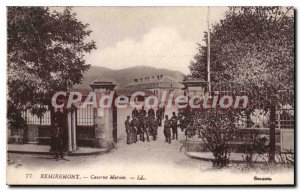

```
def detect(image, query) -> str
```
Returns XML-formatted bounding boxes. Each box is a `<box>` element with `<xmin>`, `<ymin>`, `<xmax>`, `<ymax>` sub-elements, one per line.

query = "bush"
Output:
<box><xmin>240</xmin><ymin>136</ymin><xmax>268</xmax><ymax>167</ymax></box>
<box><xmin>189</xmin><ymin>109</ymin><xmax>242</xmax><ymax>167</ymax></box>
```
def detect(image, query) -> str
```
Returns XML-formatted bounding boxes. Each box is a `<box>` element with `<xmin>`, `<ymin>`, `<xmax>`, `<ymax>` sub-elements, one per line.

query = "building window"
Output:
<box><xmin>137</xmin><ymin>96</ymin><xmax>145</xmax><ymax>102</ymax></box>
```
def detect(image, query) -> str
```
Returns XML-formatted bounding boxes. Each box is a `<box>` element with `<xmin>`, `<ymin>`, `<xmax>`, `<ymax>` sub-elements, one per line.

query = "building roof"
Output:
<box><xmin>90</xmin><ymin>80</ymin><xmax>116</xmax><ymax>90</ymax></box>
<box><xmin>116</xmin><ymin>88</ymin><xmax>154</xmax><ymax>96</ymax></box>
<box><xmin>69</xmin><ymin>88</ymin><xmax>154</xmax><ymax>97</ymax></box>
<box><xmin>180</xmin><ymin>78</ymin><xmax>208</xmax><ymax>87</ymax></box>
<box><xmin>126</xmin><ymin>75</ymin><xmax>183</xmax><ymax>89</ymax></box>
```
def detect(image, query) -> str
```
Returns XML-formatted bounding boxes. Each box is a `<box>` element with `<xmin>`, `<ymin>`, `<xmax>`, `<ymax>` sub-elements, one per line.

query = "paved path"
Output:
<box><xmin>7</xmin><ymin>127</ymin><xmax>212</xmax><ymax>174</ymax></box>
<box><xmin>7</xmin><ymin>144</ymin><xmax>108</xmax><ymax>156</ymax></box>
<box><xmin>7</xmin><ymin>127</ymin><xmax>294</xmax><ymax>185</ymax></box>
<box><xmin>186</xmin><ymin>152</ymin><xmax>271</xmax><ymax>163</ymax></box>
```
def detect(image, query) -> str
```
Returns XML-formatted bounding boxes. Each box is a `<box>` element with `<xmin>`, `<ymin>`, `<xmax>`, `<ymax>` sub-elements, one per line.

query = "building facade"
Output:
<box><xmin>126</xmin><ymin>75</ymin><xmax>184</xmax><ymax>102</ymax></box>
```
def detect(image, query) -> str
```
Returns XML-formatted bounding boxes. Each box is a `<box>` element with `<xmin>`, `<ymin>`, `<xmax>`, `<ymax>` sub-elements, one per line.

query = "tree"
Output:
<box><xmin>190</xmin><ymin>7</ymin><xmax>294</xmax><ymax>85</ymax></box>
<box><xmin>189</xmin><ymin>6</ymin><xmax>294</xmax><ymax>162</ymax></box>
<box><xmin>7</xmin><ymin>7</ymin><xmax>96</xmax><ymax>129</ymax></box>
<box><xmin>186</xmin><ymin>108</ymin><xmax>242</xmax><ymax>167</ymax></box>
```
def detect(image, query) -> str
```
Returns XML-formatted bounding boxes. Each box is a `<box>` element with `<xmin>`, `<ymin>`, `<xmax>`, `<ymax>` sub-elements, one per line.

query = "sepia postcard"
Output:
<box><xmin>6</xmin><ymin>6</ymin><xmax>295</xmax><ymax>185</ymax></box>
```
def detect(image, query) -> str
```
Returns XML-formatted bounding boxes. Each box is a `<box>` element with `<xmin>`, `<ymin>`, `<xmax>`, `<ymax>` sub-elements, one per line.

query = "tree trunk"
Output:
<box><xmin>269</xmin><ymin>104</ymin><xmax>276</xmax><ymax>162</ymax></box>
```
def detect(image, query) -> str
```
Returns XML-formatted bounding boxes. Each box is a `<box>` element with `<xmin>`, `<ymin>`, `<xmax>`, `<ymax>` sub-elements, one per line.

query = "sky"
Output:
<box><xmin>71</xmin><ymin>7</ymin><xmax>228</xmax><ymax>74</ymax></box>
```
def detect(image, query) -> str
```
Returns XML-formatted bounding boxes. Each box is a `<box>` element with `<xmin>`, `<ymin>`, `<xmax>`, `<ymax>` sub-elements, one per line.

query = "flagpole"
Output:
<box><xmin>207</xmin><ymin>6</ymin><xmax>211</xmax><ymax>93</ymax></box>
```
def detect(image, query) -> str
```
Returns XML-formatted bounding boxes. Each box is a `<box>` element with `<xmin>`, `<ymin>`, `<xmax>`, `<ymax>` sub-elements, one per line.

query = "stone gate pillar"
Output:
<box><xmin>67</xmin><ymin>108</ymin><xmax>77</xmax><ymax>152</ymax></box>
<box><xmin>90</xmin><ymin>81</ymin><xmax>116</xmax><ymax>149</ymax></box>
<box><xmin>181</xmin><ymin>79</ymin><xmax>208</xmax><ymax>97</ymax></box>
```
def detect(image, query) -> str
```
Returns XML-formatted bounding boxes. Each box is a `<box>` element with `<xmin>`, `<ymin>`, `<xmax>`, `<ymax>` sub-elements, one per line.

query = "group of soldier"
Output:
<box><xmin>125</xmin><ymin>106</ymin><xmax>180</xmax><ymax>144</ymax></box>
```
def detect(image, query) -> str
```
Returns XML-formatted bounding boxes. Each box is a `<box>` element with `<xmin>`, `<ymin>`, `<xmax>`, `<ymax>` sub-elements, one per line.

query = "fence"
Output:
<box><xmin>184</xmin><ymin>83</ymin><xmax>294</xmax><ymax>153</ymax></box>
<box><xmin>8</xmin><ymin>105</ymin><xmax>96</xmax><ymax>146</ymax></box>
<box><xmin>76</xmin><ymin>104</ymin><xmax>95</xmax><ymax>146</ymax></box>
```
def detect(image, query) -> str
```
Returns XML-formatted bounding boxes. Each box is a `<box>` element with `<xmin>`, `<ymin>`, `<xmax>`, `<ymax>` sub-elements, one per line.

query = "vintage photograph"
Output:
<box><xmin>6</xmin><ymin>6</ymin><xmax>294</xmax><ymax>185</ymax></box>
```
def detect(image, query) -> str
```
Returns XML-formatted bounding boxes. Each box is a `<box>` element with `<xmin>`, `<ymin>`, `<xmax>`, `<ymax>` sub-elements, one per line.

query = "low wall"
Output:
<box><xmin>185</xmin><ymin>128</ymin><xmax>286</xmax><ymax>153</ymax></box>
<box><xmin>186</xmin><ymin>141</ymin><xmax>281</xmax><ymax>153</ymax></box>
<box><xmin>8</xmin><ymin>125</ymin><xmax>96</xmax><ymax>147</ymax></box>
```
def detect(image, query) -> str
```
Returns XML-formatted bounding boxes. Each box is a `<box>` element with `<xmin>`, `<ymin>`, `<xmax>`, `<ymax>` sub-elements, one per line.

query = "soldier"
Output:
<box><xmin>148</xmin><ymin>107</ymin><xmax>155</xmax><ymax>118</ymax></box>
<box><xmin>170</xmin><ymin>112</ymin><xmax>178</xmax><ymax>140</ymax></box>
<box><xmin>131</xmin><ymin>116</ymin><xmax>139</xmax><ymax>143</ymax></box>
<box><xmin>177</xmin><ymin>109</ymin><xmax>184</xmax><ymax>132</ymax></box>
<box><xmin>51</xmin><ymin>109</ymin><xmax>67</xmax><ymax>161</ymax></box>
<box><xmin>163</xmin><ymin>115</ymin><xmax>171</xmax><ymax>144</ymax></box>
<box><xmin>156</xmin><ymin>106</ymin><xmax>163</xmax><ymax>126</ymax></box>
<box><xmin>51</xmin><ymin>121</ymin><xmax>62</xmax><ymax>160</ymax></box>
<box><xmin>139</xmin><ymin>106</ymin><xmax>147</xmax><ymax>118</ymax></box>
<box><xmin>143</xmin><ymin>115</ymin><xmax>151</xmax><ymax>142</ymax></box>
<box><xmin>138</xmin><ymin>116</ymin><xmax>145</xmax><ymax>142</ymax></box>
<box><xmin>178</xmin><ymin>106</ymin><xmax>191</xmax><ymax>132</ymax></box>
<box><xmin>162</xmin><ymin>105</ymin><xmax>166</xmax><ymax>118</ymax></box>
<box><xmin>125</xmin><ymin>116</ymin><xmax>132</xmax><ymax>144</ymax></box>
<box><xmin>132</xmin><ymin>107</ymin><xmax>139</xmax><ymax>119</ymax></box>
<box><xmin>150</xmin><ymin>116</ymin><xmax>158</xmax><ymax>140</ymax></box>
<box><xmin>185</xmin><ymin>121</ymin><xmax>194</xmax><ymax>142</ymax></box>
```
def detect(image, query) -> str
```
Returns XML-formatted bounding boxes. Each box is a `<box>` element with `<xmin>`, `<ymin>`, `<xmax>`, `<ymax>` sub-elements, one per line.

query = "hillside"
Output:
<box><xmin>75</xmin><ymin>66</ymin><xmax>185</xmax><ymax>89</ymax></box>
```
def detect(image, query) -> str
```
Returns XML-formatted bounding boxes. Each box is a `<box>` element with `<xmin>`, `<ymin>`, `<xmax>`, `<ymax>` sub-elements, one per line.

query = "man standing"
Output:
<box><xmin>125</xmin><ymin>116</ymin><xmax>132</xmax><ymax>144</ymax></box>
<box><xmin>139</xmin><ymin>106</ymin><xmax>147</xmax><ymax>118</ymax></box>
<box><xmin>51</xmin><ymin>121</ymin><xmax>63</xmax><ymax>160</ymax></box>
<box><xmin>51</xmin><ymin>108</ymin><xmax>67</xmax><ymax>161</ymax></box>
<box><xmin>170</xmin><ymin>112</ymin><xmax>178</xmax><ymax>140</ymax></box>
<box><xmin>138</xmin><ymin>116</ymin><xmax>145</xmax><ymax>142</ymax></box>
<box><xmin>150</xmin><ymin>116</ymin><xmax>158</xmax><ymax>141</ymax></box>
<box><xmin>131</xmin><ymin>116</ymin><xmax>139</xmax><ymax>143</ymax></box>
<box><xmin>132</xmin><ymin>107</ymin><xmax>139</xmax><ymax>119</ymax></box>
<box><xmin>143</xmin><ymin>115</ymin><xmax>150</xmax><ymax>142</ymax></box>
<box><xmin>164</xmin><ymin>115</ymin><xmax>171</xmax><ymax>144</ymax></box>
<box><xmin>162</xmin><ymin>105</ymin><xmax>166</xmax><ymax>118</ymax></box>
<box><xmin>156</xmin><ymin>106</ymin><xmax>162</xmax><ymax>126</ymax></box>
<box><xmin>148</xmin><ymin>107</ymin><xmax>155</xmax><ymax>118</ymax></box>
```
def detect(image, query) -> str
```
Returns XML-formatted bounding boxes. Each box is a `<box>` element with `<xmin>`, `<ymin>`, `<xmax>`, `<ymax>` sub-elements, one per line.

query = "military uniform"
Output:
<box><xmin>164</xmin><ymin>118</ymin><xmax>171</xmax><ymax>144</ymax></box>
<box><xmin>139</xmin><ymin>108</ymin><xmax>147</xmax><ymax>118</ymax></box>
<box><xmin>162</xmin><ymin>106</ymin><xmax>166</xmax><ymax>118</ymax></box>
<box><xmin>143</xmin><ymin>117</ymin><xmax>150</xmax><ymax>142</ymax></box>
<box><xmin>178</xmin><ymin>107</ymin><xmax>191</xmax><ymax>132</ymax></box>
<box><xmin>131</xmin><ymin>118</ymin><xmax>139</xmax><ymax>143</ymax></box>
<box><xmin>177</xmin><ymin>111</ymin><xmax>184</xmax><ymax>132</ymax></box>
<box><xmin>148</xmin><ymin>108</ymin><xmax>155</xmax><ymax>118</ymax></box>
<box><xmin>170</xmin><ymin>114</ymin><xmax>178</xmax><ymax>140</ymax></box>
<box><xmin>138</xmin><ymin>117</ymin><xmax>145</xmax><ymax>142</ymax></box>
<box><xmin>156</xmin><ymin>108</ymin><xmax>163</xmax><ymax>126</ymax></box>
<box><xmin>51</xmin><ymin>110</ymin><xmax>66</xmax><ymax>160</ymax></box>
<box><xmin>125</xmin><ymin>118</ymin><xmax>132</xmax><ymax>144</ymax></box>
<box><xmin>150</xmin><ymin>117</ymin><xmax>158</xmax><ymax>140</ymax></box>
<box><xmin>51</xmin><ymin>123</ymin><xmax>63</xmax><ymax>158</ymax></box>
<box><xmin>132</xmin><ymin>108</ymin><xmax>139</xmax><ymax>118</ymax></box>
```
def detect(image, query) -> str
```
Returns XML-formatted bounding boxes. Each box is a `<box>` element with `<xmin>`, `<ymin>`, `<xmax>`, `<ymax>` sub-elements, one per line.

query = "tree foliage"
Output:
<box><xmin>185</xmin><ymin>109</ymin><xmax>243</xmax><ymax>167</ymax></box>
<box><xmin>188</xmin><ymin>6</ymin><xmax>294</xmax><ymax>163</ymax></box>
<box><xmin>7</xmin><ymin>7</ymin><xmax>96</xmax><ymax>127</ymax></box>
<box><xmin>189</xmin><ymin>6</ymin><xmax>294</xmax><ymax>98</ymax></box>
